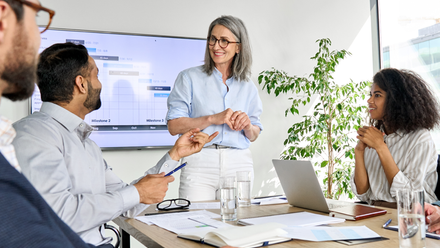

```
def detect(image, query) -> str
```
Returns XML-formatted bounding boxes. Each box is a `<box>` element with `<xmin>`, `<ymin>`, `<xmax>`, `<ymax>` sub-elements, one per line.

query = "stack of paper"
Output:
<box><xmin>238</xmin><ymin>212</ymin><xmax>383</xmax><ymax>242</ymax></box>
<box><xmin>282</xmin><ymin>225</ymin><xmax>381</xmax><ymax>241</ymax></box>
<box><xmin>135</xmin><ymin>210</ymin><xmax>230</xmax><ymax>234</ymax></box>
<box><xmin>238</xmin><ymin>211</ymin><xmax>345</xmax><ymax>226</ymax></box>
<box><xmin>135</xmin><ymin>207</ymin><xmax>383</xmax><ymax>245</ymax></box>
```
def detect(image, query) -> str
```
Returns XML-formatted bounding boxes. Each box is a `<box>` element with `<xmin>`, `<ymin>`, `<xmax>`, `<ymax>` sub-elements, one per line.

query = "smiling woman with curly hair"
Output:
<box><xmin>350</xmin><ymin>68</ymin><xmax>440</xmax><ymax>208</ymax></box>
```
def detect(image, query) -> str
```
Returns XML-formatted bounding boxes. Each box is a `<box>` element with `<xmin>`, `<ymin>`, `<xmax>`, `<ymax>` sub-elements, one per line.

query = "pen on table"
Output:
<box><xmin>253</xmin><ymin>194</ymin><xmax>284</xmax><ymax>200</ymax></box>
<box><xmin>165</xmin><ymin>162</ymin><xmax>188</xmax><ymax>176</ymax></box>
<box><xmin>383</xmin><ymin>219</ymin><xmax>392</xmax><ymax>228</ymax></box>
<box><xmin>144</xmin><ymin>210</ymin><xmax>189</xmax><ymax>216</ymax></box>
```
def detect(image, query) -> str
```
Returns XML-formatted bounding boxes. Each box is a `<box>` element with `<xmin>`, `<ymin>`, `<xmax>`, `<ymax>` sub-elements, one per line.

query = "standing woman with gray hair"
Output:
<box><xmin>166</xmin><ymin>15</ymin><xmax>263</xmax><ymax>201</ymax></box>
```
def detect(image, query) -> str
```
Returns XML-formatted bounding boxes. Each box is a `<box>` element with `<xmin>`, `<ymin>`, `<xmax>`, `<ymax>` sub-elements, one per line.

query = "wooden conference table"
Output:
<box><xmin>113</xmin><ymin>202</ymin><xmax>437</xmax><ymax>248</ymax></box>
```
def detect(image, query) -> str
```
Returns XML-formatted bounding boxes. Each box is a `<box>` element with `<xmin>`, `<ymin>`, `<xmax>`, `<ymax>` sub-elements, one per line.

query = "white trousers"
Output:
<box><xmin>179</xmin><ymin>148</ymin><xmax>254</xmax><ymax>201</ymax></box>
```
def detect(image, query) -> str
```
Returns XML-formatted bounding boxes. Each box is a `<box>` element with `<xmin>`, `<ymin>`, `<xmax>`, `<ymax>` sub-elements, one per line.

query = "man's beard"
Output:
<box><xmin>84</xmin><ymin>80</ymin><xmax>102</xmax><ymax>111</ymax></box>
<box><xmin>1</xmin><ymin>26</ymin><xmax>37</xmax><ymax>101</ymax></box>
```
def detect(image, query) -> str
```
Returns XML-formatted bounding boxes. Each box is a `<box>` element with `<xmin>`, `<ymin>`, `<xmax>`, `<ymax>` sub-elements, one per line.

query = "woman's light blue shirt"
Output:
<box><xmin>166</xmin><ymin>66</ymin><xmax>263</xmax><ymax>149</ymax></box>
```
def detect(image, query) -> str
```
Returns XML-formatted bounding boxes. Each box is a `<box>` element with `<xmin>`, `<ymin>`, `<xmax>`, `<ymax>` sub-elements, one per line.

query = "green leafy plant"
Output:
<box><xmin>258</xmin><ymin>38</ymin><xmax>370</xmax><ymax>199</ymax></box>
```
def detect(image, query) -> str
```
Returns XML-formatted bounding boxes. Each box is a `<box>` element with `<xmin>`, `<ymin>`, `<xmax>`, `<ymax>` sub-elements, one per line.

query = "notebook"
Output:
<box><xmin>177</xmin><ymin>222</ymin><xmax>291</xmax><ymax>248</ymax></box>
<box><xmin>272</xmin><ymin>159</ymin><xmax>386</xmax><ymax>219</ymax></box>
<box><xmin>329</xmin><ymin>204</ymin><xmax>387</xmax><ymax>220</ymax></box>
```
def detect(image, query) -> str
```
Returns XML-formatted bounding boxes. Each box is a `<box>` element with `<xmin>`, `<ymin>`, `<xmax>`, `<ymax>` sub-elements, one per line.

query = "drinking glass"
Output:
<box><xmin>396</xmin><ymin>189</ymin><xmax>426</xmax><ymax>248</ymax></box>
<box><xmin>236</xmin><ymin>171</ymin><xmax>251</xmax><ymax>207</ymax></box>
<box><xmin>220</xmin><ymin>176</ymin><xmax>237</xmax><ymax>221</ymax></box>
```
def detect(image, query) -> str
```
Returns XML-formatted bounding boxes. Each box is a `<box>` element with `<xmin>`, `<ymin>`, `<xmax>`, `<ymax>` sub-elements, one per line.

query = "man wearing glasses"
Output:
<box><xmin>0</xmin><ymin>0</ymin><xmax>99</xmax><ymax>247</ymax></box>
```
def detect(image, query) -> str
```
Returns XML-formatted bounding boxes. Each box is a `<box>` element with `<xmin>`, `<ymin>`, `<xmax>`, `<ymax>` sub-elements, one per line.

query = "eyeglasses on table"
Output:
<box><xmin>157</xmin><ymin>198</ymin><xmax>191</xmax><ymax>211</ymax></box>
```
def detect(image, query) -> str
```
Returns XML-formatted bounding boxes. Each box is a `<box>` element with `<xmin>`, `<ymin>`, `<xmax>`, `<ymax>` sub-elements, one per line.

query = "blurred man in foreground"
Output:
<box><xmin>0</xmin><ymin>0</ymin><xmax>98</xmax><ymax>246</ymax></box>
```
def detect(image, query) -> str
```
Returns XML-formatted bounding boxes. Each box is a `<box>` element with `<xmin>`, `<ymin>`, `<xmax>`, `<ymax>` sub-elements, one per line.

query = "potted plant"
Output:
<box><xmin>258</xmin><ymin>38</ymin><xmax>370</xmax><ymax>199</ymax></box>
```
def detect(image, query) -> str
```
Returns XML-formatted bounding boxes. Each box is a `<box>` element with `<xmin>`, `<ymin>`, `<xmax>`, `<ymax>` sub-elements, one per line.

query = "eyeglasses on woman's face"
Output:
<box><xmin>207</xmin><ymin>35</ymin><xmax>240</xmax><ymax>49</ymax></box>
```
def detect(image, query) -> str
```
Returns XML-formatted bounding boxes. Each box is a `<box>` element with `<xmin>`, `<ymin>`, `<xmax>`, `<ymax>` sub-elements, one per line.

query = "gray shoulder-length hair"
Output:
<box><xmin>203</xmin><ymin>15</ymin><xmax>252</xmax><ymax>82</ymax></box>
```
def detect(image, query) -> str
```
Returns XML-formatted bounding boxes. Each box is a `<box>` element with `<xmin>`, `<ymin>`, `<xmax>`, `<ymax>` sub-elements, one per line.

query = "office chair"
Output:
<box><xmin>434</xmin><ymin>155</ymin><xmax>440</xmax><ymax>200</ymax></box>
<box><xmin>104</xmin><ymin>223</ymin><xmax>121</xmax><ymax>248</ymax></box>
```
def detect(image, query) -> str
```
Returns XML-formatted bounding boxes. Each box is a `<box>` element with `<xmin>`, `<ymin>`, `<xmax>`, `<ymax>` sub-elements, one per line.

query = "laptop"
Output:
<box><xmin>272</xmin><ymin>159</ymin><xmax>350</xmax><ymax>213</ymax></box>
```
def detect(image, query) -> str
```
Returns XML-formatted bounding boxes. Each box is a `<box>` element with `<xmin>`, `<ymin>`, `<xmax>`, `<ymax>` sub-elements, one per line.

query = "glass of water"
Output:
<box><xmin>396</xmin><ymin>189</ymin><xmax>426</xmax><ymax>248</ymax></box>
<box><xmin>220</xmin><ymin>176</ymin><xmax>237</xmax><ymax>221</ymax></box>
<box><xmin>236</xmin><ymin>171</ymin><xmax>251</xmax><ymax>207</ymax></box>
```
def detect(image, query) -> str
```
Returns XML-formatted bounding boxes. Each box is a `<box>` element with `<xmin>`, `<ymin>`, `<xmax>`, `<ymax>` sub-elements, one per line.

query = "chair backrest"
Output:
<box><xmin>435</xmin><ymin>155</ymin><xmax>440</xmax><ymax>200</ymax></box>
<box><xmin>104</xmin><ymin>223</ymin><xmax>120</xmax><ymax>248</ymax></box>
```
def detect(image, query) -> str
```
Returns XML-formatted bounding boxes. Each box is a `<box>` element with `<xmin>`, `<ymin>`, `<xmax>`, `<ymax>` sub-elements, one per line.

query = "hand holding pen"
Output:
<box><xmin>134</xmin><ymin>161</ymin><xmax>189</xmax><ymax>204</ymax></box>
<box><xmin>134</xmin><ymin>173</ymin><xmax>175</xmax><ymax>204</ymax></box>
<box><xmin>165</xmin><ymin>162</ymin><xmax>188</xmax><ymax>176</ymax></box>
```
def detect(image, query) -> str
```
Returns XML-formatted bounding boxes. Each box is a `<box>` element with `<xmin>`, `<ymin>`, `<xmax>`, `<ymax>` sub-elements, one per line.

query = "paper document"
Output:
<box><xmin>136</xmin><ymin>210</ymin><xmax>228</xmax><ymax>234</ymax></box>
<box><xmin>283</xmin><ymin>225</ymin><xmax>380</xmax><ymax>241</ymax></box>
<box><xmin>251</xmin><ymin>196</ymin><xmax>288</xmax><ymax>205</ymax></box>
<box><xmin>136</xmin><ymin>210</ymin><xmax>220</xmax><ymax>225</ymax></box>
<box><xmin>238</xmin><ymin>211</ymin><xmax>345</xmax><ymax>227</ymax></box>
<box><xmin>188</xmin><ymin>202</ymin><xmax>220</xmax><ymax>209</ymax></box>
<box><xmin>154</xmin><ymin>217</ymin><xmax>233</xmax><ymax>234</ymax></box>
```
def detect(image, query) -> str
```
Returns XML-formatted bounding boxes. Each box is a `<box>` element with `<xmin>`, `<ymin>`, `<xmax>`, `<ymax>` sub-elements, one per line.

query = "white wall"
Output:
<box><xmin>0</xmin><ymin>0</ymin><xmax>373</xmax><ymax>246</ymax></box>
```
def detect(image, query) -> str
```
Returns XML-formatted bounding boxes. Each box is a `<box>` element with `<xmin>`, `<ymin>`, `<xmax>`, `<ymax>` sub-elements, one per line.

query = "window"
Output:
<box><xmin>377</xmin><ymin>0</ymin><xmax>440</xmax><ymax>151</ymax></box>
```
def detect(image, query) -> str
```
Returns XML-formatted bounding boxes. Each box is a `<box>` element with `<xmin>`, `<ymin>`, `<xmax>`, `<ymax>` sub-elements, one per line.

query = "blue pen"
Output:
<box><xmin>383</xmin><ymin>218</ymin><xmax>392</xmax><ymax>228</ymax></box>
<box><xmin>165</xmin><ymin>162</ymin><xmax>188</xmax><ymax>176</ymax></box>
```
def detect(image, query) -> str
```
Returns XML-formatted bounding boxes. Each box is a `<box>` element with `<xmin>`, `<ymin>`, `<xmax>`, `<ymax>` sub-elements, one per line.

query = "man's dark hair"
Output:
<box><xmin>37</xmin><ymin>42</ymin><xmax>91</xmax><ymax>103</ymax></box>
<box><xmin>371</xmin><ymin>68</ymin><xmax>440</xmax><ymax>133</ymax></box>
<box><xmin>4</xmin><ymin>0</ymin><xmax>24</xmax><ymax>21</ymax></box>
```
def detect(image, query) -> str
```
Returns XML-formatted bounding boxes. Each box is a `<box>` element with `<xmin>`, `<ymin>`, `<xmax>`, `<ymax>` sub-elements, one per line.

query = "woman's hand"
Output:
<box><xmin>358</xmin><ymin>126</ymin><xmax>399</xmax><ymax>186</ymax></box>
<box><xmin>230</xmin><ymin>110</ymin><xmax>251</xmax><ymax>131</ymax></box>
<box><xmin>426</xmin><ymin>203</ymin><xmax>440</xmax><ymax>234</ymax></box>
<box><xmin>355</xmin><ymin>140</ymin><xmax>368</xmax><ymax>153</ymax></box>
<box><xmin>356</xmin><ymin>126</ymin><xmax>385</xmax><ymax>151</ymax></box>
<box><xmin>210</xmin><ymin>108</ymin><xmax>234</xmax><ymax>130</ymax></box>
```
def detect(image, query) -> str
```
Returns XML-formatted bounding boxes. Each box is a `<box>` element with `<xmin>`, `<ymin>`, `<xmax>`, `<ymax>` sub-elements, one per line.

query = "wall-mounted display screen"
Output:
<box><xmin>31</xmin><ymin>28</ymin><xmax>206</xmax><ymax>149</ymax></box>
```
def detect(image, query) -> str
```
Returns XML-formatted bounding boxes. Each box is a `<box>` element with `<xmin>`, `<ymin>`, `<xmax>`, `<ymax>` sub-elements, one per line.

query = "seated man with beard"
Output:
<box><xmin>12</xmin><ymin>42</ymin><xmax>217</xmax><ymax>246</ymax></box>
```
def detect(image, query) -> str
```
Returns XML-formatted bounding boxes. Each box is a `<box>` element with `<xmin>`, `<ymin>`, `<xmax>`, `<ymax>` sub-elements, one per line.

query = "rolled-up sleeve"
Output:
<box><xmin>390</xmin><ymin>141</ymin><xmax>437</xmax><ymax>201</ymax></box>
<box><xmin>166</xmin><ymin>71</ymin><xmax>192</xmax><ymax>121</ymax></box>
<box><xmin>247</xmin><ymin>83</ymin><xmax>264</xmax><ymax>132</ymax></box>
